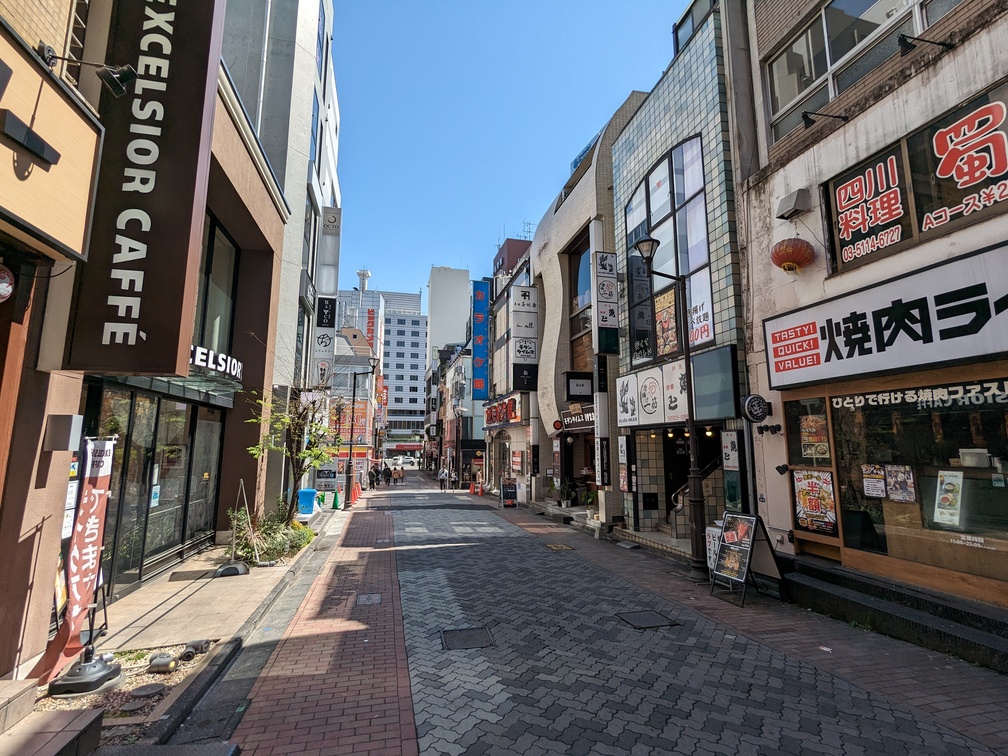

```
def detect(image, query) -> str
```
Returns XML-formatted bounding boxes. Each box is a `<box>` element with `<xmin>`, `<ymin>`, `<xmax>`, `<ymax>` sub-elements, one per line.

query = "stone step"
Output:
<box><xmin>784</xmin><ymin>572</ymin><xmax>1008</xmax><ymax>673</ymax></box>
<box><xmin>0</xmin><ymin>708</ymin><xmax>103</xmax><ymax>756</ymax></box>
<box><xmin>0</xmin><ymin>679</ymin><xmax>37</xmax><ymax>735</ymax></box>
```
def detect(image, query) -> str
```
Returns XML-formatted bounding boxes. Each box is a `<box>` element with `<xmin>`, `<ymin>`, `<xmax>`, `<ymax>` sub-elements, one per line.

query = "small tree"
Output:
<box><xmin>246</xmin><ymin>385</ymin><xmax>345</xmax><ymax>524</ymax></box>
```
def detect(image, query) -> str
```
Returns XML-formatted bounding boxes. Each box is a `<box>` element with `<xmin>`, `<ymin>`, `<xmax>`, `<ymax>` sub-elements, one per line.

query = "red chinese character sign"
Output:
<box><xmin>910</xmin><ymin>84</ymin><xmax>1008</xmax><ymax>236</ymax></box>
<box><xmin>829</xmin><ymin>144</ymin><xmax>912</xmax><ymax>270</ymax></box>
<box><xmin>32</xmin><ymin>437</ymin><xmax>117</xmax><ymax>683</ymax></box>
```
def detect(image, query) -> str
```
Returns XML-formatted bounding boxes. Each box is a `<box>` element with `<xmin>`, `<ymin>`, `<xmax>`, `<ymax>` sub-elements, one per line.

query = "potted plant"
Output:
<box><xmin>582</xmin><ymin>488</ymin><xmax>599</xmax><ymax>518</ymax></box>
<box><xmin>559</xmin><ymin>480</ymin><xmax>577</xmax><ymax>508</ymax></box>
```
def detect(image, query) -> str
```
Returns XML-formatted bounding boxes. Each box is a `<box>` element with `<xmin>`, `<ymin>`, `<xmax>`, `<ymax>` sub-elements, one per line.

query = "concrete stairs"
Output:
<box><xmin>782</xmin><ymin>556</ymin><xmax>1008</xmax><ymax>674</ymax></box>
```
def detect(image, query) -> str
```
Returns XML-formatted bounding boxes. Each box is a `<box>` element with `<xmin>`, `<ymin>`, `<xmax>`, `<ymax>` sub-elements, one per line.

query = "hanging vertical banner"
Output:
<box><xmin>65</xmin><ymin>0</ymin><xmax>227</xmax><ymax>375</ymax></box>
<box><xmin>471</xmin><ymin>280</ymin><xmax>491</xmax><ymax>400</ymax></box>
<box><xmin>32</xmin><ymin>437</ymin><xmax>117</xmax><ymax>683</ymax></box>
<box><xmin>592</xmin><ymin>251</ymin><xmax>619</xmax><ymax>354</ymax></box>
<box><xmin>508</xmin><ymin>286</ymin><xmax>539</xmax><ymax>383</ymax></box>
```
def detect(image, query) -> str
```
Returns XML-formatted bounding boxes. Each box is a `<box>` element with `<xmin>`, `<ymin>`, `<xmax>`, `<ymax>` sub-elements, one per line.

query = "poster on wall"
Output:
<box><xmin>800</xmin><ymin>415</ymin><xmax>829</xmax><ymax>459</ymax></box>
<box><xmin>792</xmin><ymin>469</ymin><xmax>838</xmax><ymax>537</ymax></box>
<box><xmin>661</xmin><ymin>360</ymin><xmax>688</xmax><ymax>424</ymax></box>
<box><xmin>884</xmin><ymin>464</ymin><xmax>917</xmax><ymax>503</ymax></box>
<box><xmin>654</xmin><ymin>287</ymin><xmax>679</xmax><ymax>357</ymax></box>
<box><xmin>861</xmin><ymin>464</ymin><xmax>887</xmax><ymax>498</ymax></box>
<box><xmin>637</xmin><ymin>367</ymin><xmax>663</xmax><ymax>425</ymax></box>
<box><xmin>933</xmin><ymin>469</ymin><xmax>964</xmax><ymax>527</ymax></box>
<box><xmin>615</xmin><ymin>374</ymin><xmax>639</xmax><ymax>426</ymax></box>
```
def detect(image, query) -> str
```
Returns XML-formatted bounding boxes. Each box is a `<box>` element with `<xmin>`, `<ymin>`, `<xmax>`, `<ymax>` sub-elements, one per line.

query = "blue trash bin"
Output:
<box><xmin>297</xmin><ymin>488</ymin><xmax>317</xmax><ymax>516</ymax></box>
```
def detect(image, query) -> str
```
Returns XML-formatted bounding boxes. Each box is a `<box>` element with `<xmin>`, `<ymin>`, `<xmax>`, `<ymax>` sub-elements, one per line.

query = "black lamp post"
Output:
<box><xmin>344</xmin><ymin>356</ymin><xmax>379</xmax><ymax>498</ymax></box>
<box><xmin>453</xmin><ymin>404</ymin><xmax>468</xmax><ymax>490</ymax></box>
<box><xmin>634</xmin><ymin>235</ymin><xmax>708</xmax><ymax>576</ymax></box>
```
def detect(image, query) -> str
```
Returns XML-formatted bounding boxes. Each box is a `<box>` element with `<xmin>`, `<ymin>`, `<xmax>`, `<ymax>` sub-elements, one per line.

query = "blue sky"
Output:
<box><xmin>332</xmin><ymin>1</ymin><xmax>689</xmax><ymax>309</ymax></box>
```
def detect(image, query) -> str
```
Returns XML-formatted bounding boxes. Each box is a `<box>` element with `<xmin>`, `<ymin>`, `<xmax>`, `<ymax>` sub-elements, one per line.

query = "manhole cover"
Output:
<box><xmin>119</xmin><ymin>699</ymin><xmax>147</xmax><ymax>713</ymax></box>
<box><xmin>617</xmin><ymin>610</ymin><xmax>679</xmax><ymax>630</ymax></box>
<box><xmin>376</xmin><ymin>538</ymin><xmax>390</xmax><ymax>544</ymax></box>
<box><xmin>130</xmin><ymin>683</ymin><xmax>166</xmax><ymax>699</ymax></box>
<box><xmin>356</xmin><ymin>593</ymin><xmax>382</xmax><ymax>605</ymax></box>
<box><xmin>441</xmin><ymin>627</ymin><xmax>495</xmax><ymax>650</ymax></box>
<box><xmin>546</xmin><ymin>543</ymin><xmax>574</xmax><ymax>551</ymax></box>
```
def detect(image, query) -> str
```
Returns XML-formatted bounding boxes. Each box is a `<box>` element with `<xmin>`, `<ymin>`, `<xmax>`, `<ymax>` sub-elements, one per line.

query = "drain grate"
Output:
<box><xmin>617</xmin><ymin>610</ymin><xmax>679</xmax><ymax>630</ymax></box>
<box><xmin>375</xmin><ymin>538</ymin><xmax>391</xmax><ymax>544</ymax></box>
<box><xmin>441</xmin><ymin>627</ymin><xmax>495</xmax><ymax>650</ymax></box>
<box><xmin>356</xmin><ymin>593</ymin><xmax>382</xmax><ymax>605</ymax></box>
<box><xmin>546</xmin><ymin>543</ymin><xmax>574</xmax><ymax>551</ymax></box>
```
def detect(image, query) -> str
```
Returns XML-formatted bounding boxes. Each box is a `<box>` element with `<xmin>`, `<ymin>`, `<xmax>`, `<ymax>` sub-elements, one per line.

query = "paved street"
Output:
<box><xmin>230</xmin><ymin>473</ymin><xmax>1008</xmax><ymax>755</ymax></box>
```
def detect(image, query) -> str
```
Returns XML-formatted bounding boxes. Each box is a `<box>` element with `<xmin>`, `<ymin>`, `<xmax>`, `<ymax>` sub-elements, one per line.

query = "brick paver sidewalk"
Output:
<box><xmin>231</xmin><ymin>489</ymin><xmax>417</xmax><ymax>756</ymax></box>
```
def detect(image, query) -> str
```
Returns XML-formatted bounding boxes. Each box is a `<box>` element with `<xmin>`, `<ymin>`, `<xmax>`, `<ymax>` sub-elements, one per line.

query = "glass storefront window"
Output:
<box><xmin>793</xmin><ymin>382</ymin><xmax>1008</xmax><ymax>583</ymax></box>
<box><xmin>185</xmin><ymin>406</ymin><xmax>222</xmax><ymax>542</ymax></box>
<box><xmin>193</xmin><ymin>215</ymin><xmax>239</xmax><ymax>357</ymax></box>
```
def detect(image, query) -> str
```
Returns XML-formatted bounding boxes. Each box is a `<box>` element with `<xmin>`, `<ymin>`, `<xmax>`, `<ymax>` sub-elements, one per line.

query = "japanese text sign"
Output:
<box><xmin>471</xmin><ymin>280</ymin><xmax>490</xmax><ymax>400</ymax></box>
<box><xmin>763</xmin><ymin>245</ymin><xmax>1008</xmax><ymax>389</ymax></box>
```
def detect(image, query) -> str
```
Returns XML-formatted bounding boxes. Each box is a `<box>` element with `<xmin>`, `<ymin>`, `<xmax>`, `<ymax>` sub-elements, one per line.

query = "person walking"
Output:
<box><xmin>438</xmin><ymin>467</ymin><xmax>448</xmax><ymax>491</ymax></box>
<box><xmin>367</xmin><ymin>467</ymin><xmax>376</xmax><ymax>490</ymax></box>
<box><xmin>383</xmin><ymin>465</ymin><xmax>392</xmax><ymax>486</ymax></box>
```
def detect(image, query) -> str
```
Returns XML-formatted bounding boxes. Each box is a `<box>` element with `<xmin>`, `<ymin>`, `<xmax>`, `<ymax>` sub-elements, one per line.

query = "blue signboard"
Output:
<box><xmin>472</xmin><ymin>280</ymin><xmax>491</xmax><ymax>400</ymax></box>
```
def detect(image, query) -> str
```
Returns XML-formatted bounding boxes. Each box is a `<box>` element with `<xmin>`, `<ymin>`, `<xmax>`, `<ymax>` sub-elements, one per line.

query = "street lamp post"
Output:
<box><xmin>344</xmin><ymin>356</ymin><xmax>380</xmax><ymax>499</ymax></box>
<box><xmin>453</xmin><ymin>405</ymin><xmax>468</xmax><ymax>490</ymax></box>
<box><xmin>634</xmin><ymin>235</ymin><xmax>708</xmax><ymax>576</ymax></box>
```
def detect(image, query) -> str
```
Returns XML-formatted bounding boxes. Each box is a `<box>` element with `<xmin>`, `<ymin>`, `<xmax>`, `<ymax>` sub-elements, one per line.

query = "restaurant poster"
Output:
<box><xmin>861</xmin><ymin>464</ymin><xmax>887</xmax><ymax>498</ymax></box>
<box><xmin>884</xmin><ymin>464</ymin><xmax>917</xmax><ymax>503</ymax></box>
<box><xmin>800</xmin><ymin>415</ymin><xmax>829</xmax><ymax>460</ymax></box>
<box><xmin>792</xmin><ymin>469</ymin><xmax>838</xmax><ymax>536</ymax></box>
<box><xmin>933</xmin><ymin>469</ymin><xmax>964</xmax><ymax>528</ymax></box>
<box><xmin>654</xmin><ymin>287</ymin><xmax>679</xmax><ymax>358</ymax></box>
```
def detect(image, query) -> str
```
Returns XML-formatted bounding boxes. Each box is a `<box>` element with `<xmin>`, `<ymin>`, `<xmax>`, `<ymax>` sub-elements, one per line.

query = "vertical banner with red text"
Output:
<box><xmin>33</xmin><ymin>437</ymin><xmax>116</xmax><ymax>683</ymax></box>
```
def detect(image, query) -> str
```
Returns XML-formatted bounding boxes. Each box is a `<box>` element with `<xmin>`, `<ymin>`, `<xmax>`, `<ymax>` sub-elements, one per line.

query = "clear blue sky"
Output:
<box><xmin>332</xmin><ymin>1</ymin><xmax>689</xmax><ymax>310</ymax></box>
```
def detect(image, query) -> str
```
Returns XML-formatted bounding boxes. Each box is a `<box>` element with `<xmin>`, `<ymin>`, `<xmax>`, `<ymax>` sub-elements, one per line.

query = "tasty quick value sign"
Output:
<box><xmin>66</xmin><ymin>0</ymin><xmax>227</xmax><ymax>375</ymax></box>
<box><xmin>763</xmin><ymin>244</ymin><xmax>1008</xmax><ymax>389</ymax></box>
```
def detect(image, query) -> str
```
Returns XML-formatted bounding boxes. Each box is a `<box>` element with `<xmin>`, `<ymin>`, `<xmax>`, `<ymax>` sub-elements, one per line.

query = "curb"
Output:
<box><xmin>146</xmin><ymin>511</ymin><xmax>345</xmax><ymax>745</ymax></box>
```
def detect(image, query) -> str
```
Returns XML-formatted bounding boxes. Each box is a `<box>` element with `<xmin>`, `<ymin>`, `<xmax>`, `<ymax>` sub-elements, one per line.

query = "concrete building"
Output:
<box><xmin>223</xmin><ymin>0</ymin><xmax>342</xmax><ymax>502</ymax></box>
<box><xmin>336</xmin><ymin>273</ymin><xmax>427</xmax><ymax>460</ymax></box>
<box><xmin>423</xmin><ymin>266</ymin><xmax>472</xmax><ymax>451</ymax></box>
<box><xmin>739</xmin><ymin>0</ymin><xmax>1008</xmax><ymax>605</ymax></box>
<box><xmin>611</xmin><ymin>0</ymin><xmax>754</xmax><ymax>547</ymax></box>
<box><xmin>0</xmin><ymin>1</ymin><xmax>288</xmax><ymax>679</ymax></box>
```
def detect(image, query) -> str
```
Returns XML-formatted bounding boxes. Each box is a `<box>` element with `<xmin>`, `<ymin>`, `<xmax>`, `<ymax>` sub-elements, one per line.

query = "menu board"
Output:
<box><xmin>500</xmin><ymin>477</ymin><xmax>518</xmax><ymax>504</ymax></box>
<box><xmin>800</xmin><ymin>415</ymin><xmax>829</xmax><ymax>460</ymax></box>
<box><xmin>712</xmin><ymin>513</ymin><xmax>756</xmax><ymax>584</ymax></box>
<box><xmin>792</xmin><ymin>469</ymin><xmax>838</xmax><ymax>537</ymax></box>
<box><xmin>885</xmin><ymin>464</ymin><xmax>917</xmax><ymax>503</ymax></box>
<box><xmin>933</xmin><ymin>470</ymin><xmax>964</xmax><ymax>528</ymax></box>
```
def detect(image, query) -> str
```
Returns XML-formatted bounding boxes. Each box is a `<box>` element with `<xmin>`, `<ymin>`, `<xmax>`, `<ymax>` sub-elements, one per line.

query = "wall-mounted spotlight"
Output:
<box><xmin>775</xmin><ymin>464</ymin><xmax>790</xmax><ymax>476</ymax></box>
<box><xmin>705</xmin><ymin>427</ymin><xmax>713</xmax><ymax>437</ymax></box>
<box><xmin>757</xmin><ymin>424</ymin><xmax>782</xmax><ymax>435</ymax></box>
<box><xmin>802</xmin><ymin>110</ymin><xmax>848</xmax><ymax>129</ymax></box>
<box><xmin>36</xmin><ymin>42</ymin><xmax>138</xmax><ymax>98</ymax></box>
<box><xmin>667</xmin><ymin>430</ymin><xmax>674</xmax><ymax>438</ymax></box>
<box><xmin>898</xmin><ymin>33</ymin><xmax>954</xmax><ymax>57</ymax></box>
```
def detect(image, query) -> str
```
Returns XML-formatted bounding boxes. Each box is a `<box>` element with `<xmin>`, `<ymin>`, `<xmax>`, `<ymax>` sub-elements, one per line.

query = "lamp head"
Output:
<box><xmin>633</xmin><ymin>235</ymin><xmax>660</xmax><ymax>267</ymax></box>
<box><xmin>801</xmin><ymin>111</ymin><xmax>815</xmax><ymax>129</ymax></box>
<box><xmin>96</xmin><ymin>64</ymin><xmax>137</xmax><ymax>98</ymax></box>
<box><xmin>368</xmin><ymin>355</ymin><xmax>379</xmax><ymax>372</ymax></box>
<box><xmin>898</xmin><ymin>33</ymin><xmax>915</xmax><ymax>56</ymax></box>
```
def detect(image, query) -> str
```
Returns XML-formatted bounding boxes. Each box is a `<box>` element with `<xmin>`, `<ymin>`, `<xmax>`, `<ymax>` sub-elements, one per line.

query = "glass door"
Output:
<box><xmin>103</xmin><ymin>389</ymin><xmax>158</xmax><ymax>593</ymax></box>
<box><xmin>185</xmin><ymin>406</ymin><xmax>223</xmax><ymax>543</ymax></box>
<box><xmin>143</xmin><ymin>401</ymin><xmax>190</xmax><ymax>565</ymax></box>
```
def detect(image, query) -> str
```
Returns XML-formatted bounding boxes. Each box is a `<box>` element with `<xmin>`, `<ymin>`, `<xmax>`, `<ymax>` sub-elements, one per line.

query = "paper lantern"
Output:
<box><xmin>770</xmin><ymin>238</ymin><xmax>816</xmax><ymax>272</ymax></box>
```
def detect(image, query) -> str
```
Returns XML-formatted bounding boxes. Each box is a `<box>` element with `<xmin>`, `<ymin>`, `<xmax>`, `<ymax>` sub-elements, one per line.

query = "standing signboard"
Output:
<box><xmin>710</xmin><ymin>513</ymin><xmax>781</xmax><ymax>607</ymax></box>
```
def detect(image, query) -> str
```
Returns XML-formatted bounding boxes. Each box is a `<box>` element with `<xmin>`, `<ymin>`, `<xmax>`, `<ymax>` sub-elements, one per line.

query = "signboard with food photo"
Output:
<box><xmin>792</xmin><ymin>469</ymin><xmax>838</xmax><ymax>537</ymax></box>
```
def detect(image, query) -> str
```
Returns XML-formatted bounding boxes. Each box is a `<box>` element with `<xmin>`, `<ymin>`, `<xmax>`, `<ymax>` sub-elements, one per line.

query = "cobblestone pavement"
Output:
<box><xmin>232</xmin><ymin>474</ymin><xmax>1008</xmax><ymax>755</ymax></box>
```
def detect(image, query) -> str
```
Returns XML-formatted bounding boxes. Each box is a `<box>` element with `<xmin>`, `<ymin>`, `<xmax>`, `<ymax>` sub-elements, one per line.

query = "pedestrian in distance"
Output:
<box><xmin>367</xmin><ymin>467</ymin><xmax>376</xmax><ymax>490</ymax></box>
<box><xmin>451</xmin><ymin>469</ymin><xmax>459</xmax><ymax>490</ymax></box>
<box><xmin>438</xmin><ymin>467</ymin><xmax>448</xmax><ymax>491</ymax></box>
<box><xmin>383</xmin><ymin>465</ymin><xmax>392</xmax><ymax>486</ymax></box>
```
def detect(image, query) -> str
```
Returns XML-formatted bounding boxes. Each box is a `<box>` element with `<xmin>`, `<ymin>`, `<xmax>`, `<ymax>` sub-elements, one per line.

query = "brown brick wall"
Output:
<box><xmin>760</xmin><ymin>0</ymin><xmax>1008</xmax><ymax>174</ymax></box>
<box><xmin>0</xmin><ymin>0</ymin><xmax>71</xmax><ymax>55</ymax></box>
<box><xmin>753</xmin><ymin>0</ymin><xmax>820</xmax><ymax>57</ymax></box>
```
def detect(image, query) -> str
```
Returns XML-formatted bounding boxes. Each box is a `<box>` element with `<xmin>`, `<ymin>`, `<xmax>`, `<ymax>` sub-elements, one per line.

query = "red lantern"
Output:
<box><xmin>770</xmin><ymin>238</ymin><xmax>816</xmax><ymax>272</ymax></box>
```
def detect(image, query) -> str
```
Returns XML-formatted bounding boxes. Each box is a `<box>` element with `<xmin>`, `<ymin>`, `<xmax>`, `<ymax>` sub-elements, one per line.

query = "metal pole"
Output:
<box><xmin>455</xmin><ymin>410</ymin><xmax>463</xmax><ymax>490</ymax></box>
<box><xmin>345</xmin><ymin>371</ymin><xmax>358</xmax><ymax>498</ymax></box>
<box><xmin>679</xmin><ymin>275</ymin><xmax>708</xmax><ymax>576</ymax></box>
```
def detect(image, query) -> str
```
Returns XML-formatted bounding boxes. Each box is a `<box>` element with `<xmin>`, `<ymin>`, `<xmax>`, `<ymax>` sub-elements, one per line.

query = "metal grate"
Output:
<box><xmin>546</xmin><ymin>543</ymin><xmax>574</xmax><ymax>551</ymax></box>
<box><xmin>441</xmin><ymin>627</ymin><xmax>495</xmax><ymax>650</ymax></box>
<box><xmin>356</xmin><ymin>593</ymin><xmax>382</xmax><ymax>605</ymax></box>
<box><xmin>617</xmin><ymin>610</ymin><xmax>679</xmax><ymax>630</ymax></box>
